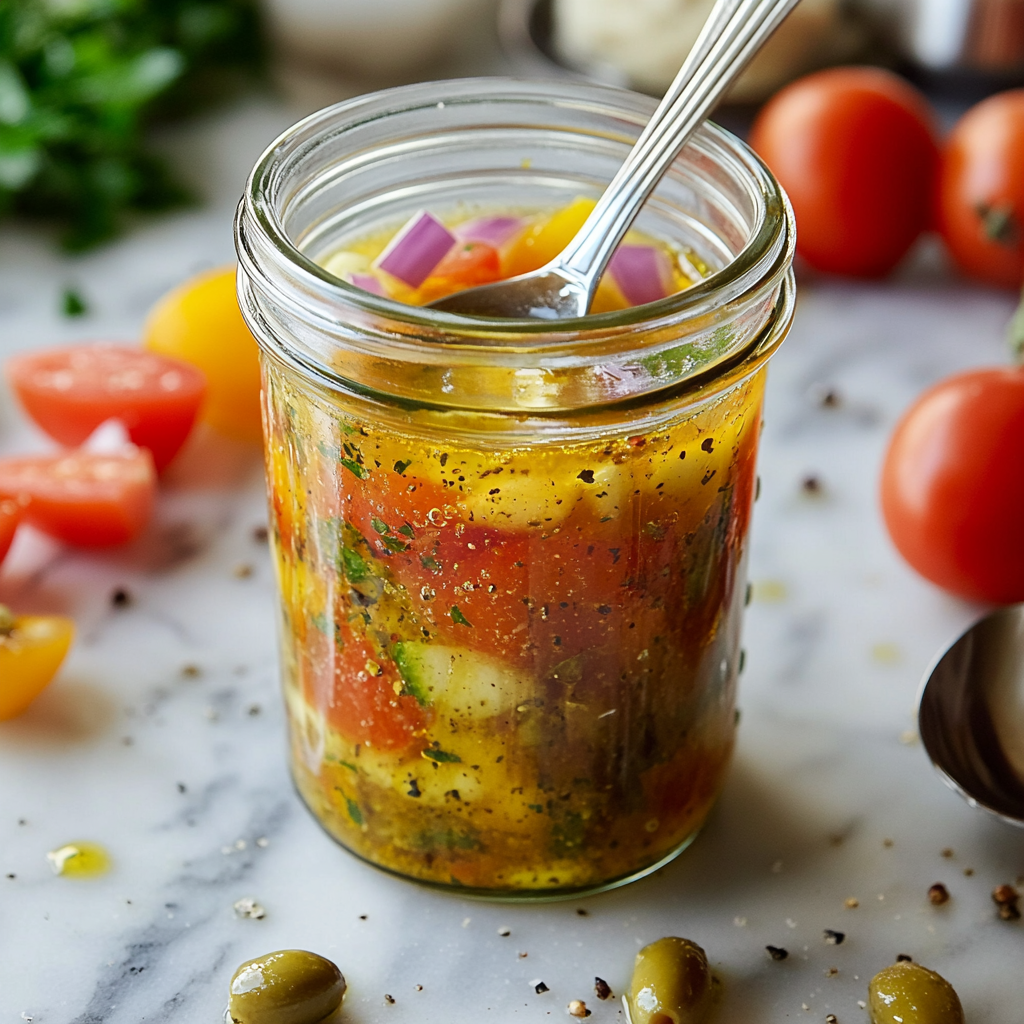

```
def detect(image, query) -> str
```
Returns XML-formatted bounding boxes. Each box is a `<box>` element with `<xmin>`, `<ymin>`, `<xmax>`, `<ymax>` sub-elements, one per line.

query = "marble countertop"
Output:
<box><xmin>2</xmin><ymin>76</ymin><xmax>1024</xmax><ymax>1024</ymax></box>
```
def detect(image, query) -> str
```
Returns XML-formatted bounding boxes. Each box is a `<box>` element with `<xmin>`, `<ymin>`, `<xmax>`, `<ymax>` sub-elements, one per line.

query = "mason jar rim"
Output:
<box><xmin>237</xmin><ymin>77</ymin><xmax>794</xmax><ymax>349</ymax></box>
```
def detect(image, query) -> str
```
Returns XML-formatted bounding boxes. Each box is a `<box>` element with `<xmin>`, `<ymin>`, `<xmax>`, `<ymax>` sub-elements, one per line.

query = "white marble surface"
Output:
<box><xmin>2</xmin><ymin>91</ymin><xmax>1024</xmax><ymax>1024</ymax></box>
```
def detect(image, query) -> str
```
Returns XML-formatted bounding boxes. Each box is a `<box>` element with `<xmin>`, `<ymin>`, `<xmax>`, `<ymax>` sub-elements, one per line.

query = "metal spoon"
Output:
<box><xmin>430</xmin><ymin>0</ymin><xmax>801</xmax><ymax>319</ymax></box>
<box><xmin>918</xmin><ymin>603</ymin><xmax>1024</xmax><ymax>827</ymax></box>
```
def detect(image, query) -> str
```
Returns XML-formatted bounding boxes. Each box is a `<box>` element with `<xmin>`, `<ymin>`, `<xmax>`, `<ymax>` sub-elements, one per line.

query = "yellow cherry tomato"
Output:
<box><xmin>0</xmin><ymin>609</ymin><xmax>75</xmax><ymax>720</ymax></box>
<box><xmin>503</xmin><ymin>198</ymin><xmax>630</xmax><ymax>314</ymax></box>
<box><xmin>144</xmin><ymin>266</ymin><xmax>263</xmax><ymax>444</ymax></box>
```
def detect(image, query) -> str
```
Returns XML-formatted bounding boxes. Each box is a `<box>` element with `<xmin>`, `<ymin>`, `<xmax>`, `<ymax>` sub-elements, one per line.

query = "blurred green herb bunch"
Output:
<box><xmin>0</xmin><ymin>0</ymin><xmax>263</xmax><ymax>250</ymax></box>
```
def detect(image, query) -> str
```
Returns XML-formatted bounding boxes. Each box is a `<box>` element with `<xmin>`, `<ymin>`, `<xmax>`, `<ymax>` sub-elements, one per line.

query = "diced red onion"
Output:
<box><xmin>454</xmin><ymin>216</ymin><xmax>524</xmax><ymax>248</ymax></box>
<box><xmin>347</xmin><ymin>272</ymin><xmax>385</xmax><ymax>296</ymax></box>
<box><xmin>374</xmin><ymin>211</ymin><xmax>456</xmax><ymax>288</ymax></box>
<box><xmin>609</xmin><ymin>244</ymin><xmax>672</xmax><ymax>307</ymax></box>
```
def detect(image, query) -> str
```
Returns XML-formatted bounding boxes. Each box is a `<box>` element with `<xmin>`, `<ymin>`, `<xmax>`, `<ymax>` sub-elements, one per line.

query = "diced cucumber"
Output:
<box><xmin>392</xmin><ymin>642</ymin><xmax>526</xmax><ymax>719</ymax></box>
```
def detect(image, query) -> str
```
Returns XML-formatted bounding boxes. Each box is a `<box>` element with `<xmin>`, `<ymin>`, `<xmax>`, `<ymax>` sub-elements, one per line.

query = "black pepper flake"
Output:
<box><xmin>384</xmin><ymin>994</ymin><xmax>396</xmax><ymax>1005</ymax></box>
<box><xmin>993</xmin><ymin>884</ymin><xmax>1021</xmax><ymax>920</ymax></box>
<box><xmin>766</xmin><ymin>945</ymin><xmax>789</xmax><ymax>961</ymax></box>
<box><xmin>359</xmin><ymin>914</ymin><xmax>368</xmax><ymax>920</ymax></box>
<box><xmin>823</xmin><ymin>929</ymin><xmax>845</xmax><ymax>945</ymax></box>
<box><xmin>928</xmin><ymin>883</ymin><xmax>950</xmax><ymax>906</ymax></box>
<box><xmin>802</xmin><ymin>474</ymin><xmax>822</xmax><ymax>494</ymax></box>
<box><xmin>701</xmin><ymin>437</ymin><xmax>714</xmax><ymax>453</ymax></box>
<box><xmin>6</xmin><ymin>873</ymin><xmax>15</xmax><ymax>879</ymax></box>
<box><xmin>577</xmin><ymin>470</ymin><xmax>595</xmax><ymax>484</ymax></box>
<box><xmin>407</xmin><ymin>780</ymin><xmax>421</xmax><ymax>798</ymax></box>
<box><xmin>111</xmin><ymin>588</ymin><xmax>131</xmax><ymax>608</ymax></box>
<box><xmin>252</xmin><ymin>525</ymin><xmax>269</xmax><ymax>543</ymax></box>
<box><xmin>176</xmin><ymin>782</ymin><xmax>187</xmax><ymax>794</ymax></box>
<box><xmin>896</xmin><ymin>954</ymin><xmax>913</xmax><ymax>963</ymax></box>
<box><xmin>826</xmin><ymin>1015</ymin><xmax>838</xmax><ymax>1024</ymax></box>
<box><xmin>535</xmin><ymin>982</ymin><xmax>549</xmax><ymax>994</ymax></box>
<box><xmin>576</xmin><ymin>908</ymin><xmax>589</xmax><ymax>916</ymax></box>
<box><xmin>820</xmin><ymin>388</ymin><xmax>841</xmax><ymax>408</ymax></box>
<box><xmin>594</xmin><ymin>978</ymin><xmax>612</xmax><ymax>1000</ymax></box>
<box><xmin>701</xmin><ymin>469</ymin><xmax>716</xmax><ymax>486</ymax></box>
<box><xmin>597</xmin><ymin>605</ymin><xmax>612</xmax><ymax>615</ymax></box>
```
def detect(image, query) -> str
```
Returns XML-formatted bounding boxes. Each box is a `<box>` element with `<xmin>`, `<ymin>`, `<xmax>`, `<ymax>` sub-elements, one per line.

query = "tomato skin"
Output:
<box><xmin>0</xmin><ymin>497</ymin><xmax>25</xmax><ymax>567</ymax></box>
<box><xmin>0</xmin><ymin>449</ymin><xmax>156</xmax><ymax>547</ymax></box>
<box><xmin>6</xmin><ymin>345</ymin><xmax>206</xmax><ymax>472</ymax></box>
<box><xmin>880</xmin><ymin>368</ymin><xmax>1024</xmax><ymax>604</ymax></box>
<box><xmin>750</xmin><ymin>67</ymin><xmax>939</xmax><ymax>277</ymax></box>
<box><xmin>937</xmin><ymin>90</ymin><xmax>1024</xmax><ymax>288</ymax></box>
<box><xmin>144</xmin><ymin>267</ymin><xmax>262</xmax><ymax>444</ymax></box>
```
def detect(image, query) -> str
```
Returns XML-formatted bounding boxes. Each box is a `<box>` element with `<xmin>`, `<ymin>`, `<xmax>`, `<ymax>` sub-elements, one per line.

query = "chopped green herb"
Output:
<box><xmin>344</xmin><ymin>795</ymin><xmax>364</xmax><ymax>826</ymax></box>
<box><xmin>370</xmin><ymin>516</ymin><xmax>390</xmax><ymax>535</ymax></box>
<box><xmin>61</xmin><ymin>288</ymin><xmax>87</xmax><ymax>317</ymax></box>
<box><xmin>422</xmin><ymin>747</ymin><xmax>462</xmax><ymax>764</ymax></box>
<box><xmin>397</xmin><ymin>523</ymin><xmax>415</xmax><ymax>539</ymax></box>
<box><xmin>394</xmin><ymin>459</ymin><xmax>412</xmax><ymax>474</ymax></box>
<box><xmin>340</xmin><ymin>761</ymin><xmax>358</xmax><ymax>774</ymax></box>
<box><xmin>340</xmin><ymin>543</ymin><xmax>369</xmax><ymax>583</ymax></box>
<box><xmin>528</xmin><ymin>803</ymin><xmax>544</xmax><ymax>814</ymax></box>
<box><xmin>340</xmin><ymin>457</ymin><xmax>368</xmax><ymax>480</ymax></box>
<box><xmin>380</xmin><ymin>536</ymin><xmax>409</xmax><ymax>554</ymax></box>
<box><xmin>450</xmin><ymin>605</ymin><xmax>472</xmax><ymax>627</ymax></box>
<box><xmin>420</xmin><ymin>555</ymin><xmax>441</xmax><ymax>573</ymax></box>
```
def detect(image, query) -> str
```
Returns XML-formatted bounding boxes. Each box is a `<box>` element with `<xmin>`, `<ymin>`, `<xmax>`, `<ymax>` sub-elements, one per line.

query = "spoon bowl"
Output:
<box><xmin>918</xmin><ymin>603</ymin><xmax>1024</xmax><ymax>827</ymax></box>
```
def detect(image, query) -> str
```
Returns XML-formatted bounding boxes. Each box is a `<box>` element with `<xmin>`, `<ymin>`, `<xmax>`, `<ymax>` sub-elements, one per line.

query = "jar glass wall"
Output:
<box><xmin>236</xmin><ymin>78</ymin><xmax>795</xmax><ymax>899</ymax></box>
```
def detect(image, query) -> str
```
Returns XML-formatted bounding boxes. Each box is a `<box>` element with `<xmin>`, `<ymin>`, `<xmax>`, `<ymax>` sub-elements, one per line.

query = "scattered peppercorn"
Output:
<box><xmin>576</xmin><ymin>909</ymin><xmax>589</xmax><ymax>916</ymax></box>
<box><xmin>384</xmin><ymin>994</ymin><xmax>395</xmax><ymax>1005</ymax></box>
<box><xmin>594</xmin><ymin>978</ymin><xmax>612</xmax><ymax>1000</ymax></box>
<box><xmin>928</xmin><ymin>883</ymin><xmax>950</xmax><ymax>906</ymax></box>
<box><xmin>252</xmin><ymin>525</ymin><xmax>269</xmax><ymax>543</ymax></box>
<box><xmin>568</xmin><ymin>999</ymin><xmax>591</xmax><ymax>1017</ymax></box>
<box><xmin>896</xmin><ymin>954</ymin><xmax>913</xmax><ymax>963</ymax></box>
<box><xmin>535</xmin><ymin>982</ymin><xmax>549</xmax><ymax>994</ymax></box>
<box><xmin>826</xmin><ymin>1015</ymin><xmax>838</xmax><ymax>1024</ymax></box>
<box><xmin>823</xmin><ymin>930</ymin><xmax>845</xmax><ymax>945</ymax></box>
<box><xmin>992</xmin><ymin>884</ymin><xmax>1021</xmax><ymax>921</ymax></box>
<box><xmin>941</xmin><ymin>848</ymin><xmax>954</xmax><ymax>859</ymax></box>
<box><xmin>819</xmin><ymin>388</ymin><xmax>841</xmax><ymax>408</ymax></box>
<box><xmin>498</xmin><ymin>926</ymin><xmax>511</xmax><ymax>936</ymax></box>
<box><xmin>111</xmin><ymin>588</ymin><xmax>131</xmax><ymax>608</ymax></box>
<box><xmin>766</xmin><ymin>946</ymin><xmax>789</xmax><ymax>961</ymax></box>
<box><xmin>802</xmin><ymin>474</ymin><xmax>822</xmax><ymax>494</ymax></box>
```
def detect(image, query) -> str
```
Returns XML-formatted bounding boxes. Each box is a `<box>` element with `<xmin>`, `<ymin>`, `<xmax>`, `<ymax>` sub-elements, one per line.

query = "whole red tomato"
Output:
<box><xmin>750</xmin><ymin>67</ymin><xmax>940</xmax><ymax>277</ymax></box>
<box><xmin>880</xmin><ymin>367</ymin><xmax>1024</xmax><ymax>604</ymax></box>
<box><xmin>937</xmin><ymin>90</ymin><xmax>1024</xmax><ymax>288</ymax></box>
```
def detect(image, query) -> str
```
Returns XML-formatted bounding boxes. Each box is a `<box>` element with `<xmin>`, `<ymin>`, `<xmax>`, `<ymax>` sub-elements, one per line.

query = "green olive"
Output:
<box><xmin>628</xmin><ymin>937</ymin><xmax>713</xmax><ymax>1024</ymax></box>
<box><xmin>228</xmin><ymin>949</ymin><xmax>346</xmax><ymax>1024</ymax></box>
<box><xmin>868</xmin><ymin>961</ymin><xmax>964</xmax><ymax>1024</ymax></box>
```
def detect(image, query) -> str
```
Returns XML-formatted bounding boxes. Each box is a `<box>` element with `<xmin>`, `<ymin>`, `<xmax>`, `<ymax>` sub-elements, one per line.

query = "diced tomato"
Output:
<box><xmin>6</xmin><ymin>345</ymin><xmax>207</xmax><ymax>472</ymax></box>
<box><xmin>0</xmin><ymin>449</ymin><xmax>156</xmax><ymax>547</ymax></box>
<box><xmin>416</xmin><ymin>241</ymin><xmax>502</xmax><ymax>303</ymax></box>
<box><xmin>0</xmin><ymin>496</ymin><xmax>25</xmax><ymax>567</ymax></box>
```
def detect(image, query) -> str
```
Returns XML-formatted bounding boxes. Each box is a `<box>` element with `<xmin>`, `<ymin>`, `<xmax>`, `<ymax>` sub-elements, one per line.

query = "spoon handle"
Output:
<box><xmin>555</xmin><ymin>0</ymin><xmax>801</xmax><ymax>300</ymax></box>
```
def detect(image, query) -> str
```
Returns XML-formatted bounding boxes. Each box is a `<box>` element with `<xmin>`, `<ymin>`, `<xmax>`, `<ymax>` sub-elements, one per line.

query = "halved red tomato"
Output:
<box><xmin>6</xmin><ymin>345</ymin><xmax>207</xmax><ymax>471</ymax></box>
<box><xmin>0</xmin><ymin>449</ymin><xmax>156</xmax><ymax>547</ymax></box>
<box><xmin>0</xmin><ymin>496</ymin><xmax>26</xmax><ymax>567</ymax></box>
<box><xmin>302</xmin><ymin>619</ymin><xmax>427</xmax><ymax>751</ymax></box>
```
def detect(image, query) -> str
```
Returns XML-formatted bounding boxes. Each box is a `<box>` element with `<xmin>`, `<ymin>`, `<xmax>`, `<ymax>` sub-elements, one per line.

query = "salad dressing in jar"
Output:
<box><xmin>236</xmin><ymin>78</ymin><xmax>795</xmax><ymax>898</ymax></box>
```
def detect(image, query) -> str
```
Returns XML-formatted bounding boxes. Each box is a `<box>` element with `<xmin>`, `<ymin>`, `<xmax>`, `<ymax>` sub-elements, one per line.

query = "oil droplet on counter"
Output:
<box><xmin>46</xmin><ymin>841</ymin><xmax>111</xmax><ymax>877</ymax></box>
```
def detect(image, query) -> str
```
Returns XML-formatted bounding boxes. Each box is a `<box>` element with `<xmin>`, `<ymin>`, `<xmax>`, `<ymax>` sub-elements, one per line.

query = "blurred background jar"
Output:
<box><xmin>262</xmin><ymin>0</ymin><xmax>502</xmax><ymax>107</ymax></box>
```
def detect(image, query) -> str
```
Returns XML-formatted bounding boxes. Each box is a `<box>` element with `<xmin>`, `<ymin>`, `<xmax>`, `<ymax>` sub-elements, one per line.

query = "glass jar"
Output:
<box><xmin>235</xmin><ymin>78</ymin><xmax>795</xmax><ymax>899</ymax></box>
